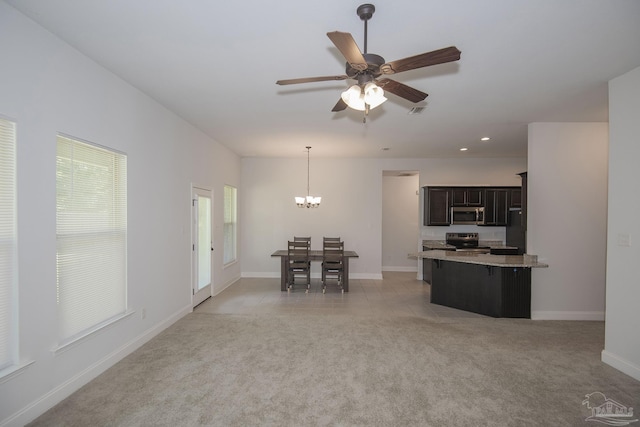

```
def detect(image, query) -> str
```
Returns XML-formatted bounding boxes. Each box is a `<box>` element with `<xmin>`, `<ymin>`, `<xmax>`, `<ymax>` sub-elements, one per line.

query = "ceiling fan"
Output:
<box><xmin>276</xmin><ymin>3</ymin><xmax>461</xmax><ymax>121</ymax></box>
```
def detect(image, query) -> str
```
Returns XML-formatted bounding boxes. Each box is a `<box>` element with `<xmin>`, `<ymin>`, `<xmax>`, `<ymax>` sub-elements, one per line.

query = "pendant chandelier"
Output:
<box><xmin>295</xmin><ymin>146</ymin><xmax>321</xmax><ymax>208</ymax></box>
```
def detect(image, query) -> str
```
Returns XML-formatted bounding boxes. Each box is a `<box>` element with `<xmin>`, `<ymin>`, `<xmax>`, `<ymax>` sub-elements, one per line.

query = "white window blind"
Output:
<box><xmin>56</xmin><ymin>135</ymin><xmax>127</xmax><ymax>343</ymax></box>
<box><xmin>0</xmin><ymin>118</ymin><xmax>16</xmax><ymax>370</ymax></box>
<box><xmin>223</xmin><ymin>185</ymin><xmax>237</xmax><ymax>265</ymax></box>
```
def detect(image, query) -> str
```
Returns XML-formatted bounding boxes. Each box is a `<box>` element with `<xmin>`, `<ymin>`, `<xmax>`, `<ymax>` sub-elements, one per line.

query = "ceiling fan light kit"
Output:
<box><xmin>340</xmin><ymin>82</ymin><xmax>387</xmax><ymax>112</ymax></box>
<box><xmin>276</xmin><ymin>3</ymin><xmax>461</xmax><ymax>122</ymax></box>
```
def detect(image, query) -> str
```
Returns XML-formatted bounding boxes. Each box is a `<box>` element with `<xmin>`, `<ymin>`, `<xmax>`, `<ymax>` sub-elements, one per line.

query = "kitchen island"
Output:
<box><xmin>412</xmin><ymin>250</ymin><xmax>548</xmax><ymax>318</ymax></box>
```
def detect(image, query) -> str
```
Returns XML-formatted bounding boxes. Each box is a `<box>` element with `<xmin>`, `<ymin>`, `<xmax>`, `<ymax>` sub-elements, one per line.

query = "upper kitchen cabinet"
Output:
<box><xmin>424</xmin><ymin>187</ymin><xmax>450</xmax><ymax>226</ymax></box>
<box><xmin>508</xmin><ymin>187</ymin><xmax>522</xmax><ymax>209</ymax></box>
<box><xmin>424</xmin><ymin>185</ymin><xmax>520</xmax><ymax>227</ymax></box>
<box><xmin>451</xmin><ymin>187</ymin><xmax>484</xmax><ymax>207</ymax></box>
<box><xmin>483</xmin><ymin>189</ymin><xmax>509</xmax><ymax>226</ymax></box>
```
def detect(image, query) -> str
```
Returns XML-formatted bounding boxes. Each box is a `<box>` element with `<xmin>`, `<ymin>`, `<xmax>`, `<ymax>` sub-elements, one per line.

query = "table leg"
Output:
<box><xmin>280</xmin><ymin>256</ymin><xmax>288</xmax><ymax>291</ymax></box>
<box><xmin>343</xmin><ymin>258</ymin><xmax>350</xmax><ymax>292</ymax></box>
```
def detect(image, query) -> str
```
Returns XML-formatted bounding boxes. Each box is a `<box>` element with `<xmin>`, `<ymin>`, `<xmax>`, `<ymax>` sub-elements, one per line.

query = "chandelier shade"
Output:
<box><xmin>295</xmin><ymin>147</ymin><xmax>321</xmax><ymax>208</ymax></box>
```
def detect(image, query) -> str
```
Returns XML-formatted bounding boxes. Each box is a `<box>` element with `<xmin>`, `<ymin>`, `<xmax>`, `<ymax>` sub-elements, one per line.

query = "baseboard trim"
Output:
<box><xmin>214</xmin><ymin>275</ymin><xmax>241</xmax><ymax>297</ymax></box>
<box><xmin>2</xmin><ymin>304</ymin><xmax>192</xmax><ymax>427</ymax></box>
<box><xmin>241</xmin><ymin>272</ymin><xmax>280</xmax><ymax>278</ymax></box>
<box><xmin>602</xmin><ymin>350</ymin><xmax>640</xmax><ymax>382</ymax></box>
<box><xmin>241</xmin><ymin>272</ymin><xmax>384</xmax><ymax>280</ymax></box>
<box><xmin>382</xmin><ymin>266</ymin><xmax>418</xmax><ymax>272</ymax></box>
<box><xmin>530</xmin><ymin>311</ymin><xmax>605</xmax><ymax>321</ymax></box>
<box><xmin>351</xmin><ymin>273</ymin><xmax>383</xmax><ymax>280</ymax></box>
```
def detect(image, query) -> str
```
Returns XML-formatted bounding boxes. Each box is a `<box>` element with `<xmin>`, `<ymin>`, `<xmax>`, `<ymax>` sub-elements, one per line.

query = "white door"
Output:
<box><xmin>192</xmin><ymin>186</ymin><xmax>212</xmax><ymax>307</ymax></box>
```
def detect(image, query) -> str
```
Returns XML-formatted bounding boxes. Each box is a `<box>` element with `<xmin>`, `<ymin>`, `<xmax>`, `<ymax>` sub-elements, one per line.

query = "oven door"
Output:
<box><xmin>451</xmin><ymin>207</ymin><xmax>481</xmax><ymax>225</ymax></box>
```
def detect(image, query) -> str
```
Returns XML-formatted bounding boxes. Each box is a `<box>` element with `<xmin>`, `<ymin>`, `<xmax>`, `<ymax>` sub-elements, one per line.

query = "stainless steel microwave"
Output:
<box><xmin>451</xmin><ymin>207</ymin><xmax>485</xmax><ymax>225</ymax></box>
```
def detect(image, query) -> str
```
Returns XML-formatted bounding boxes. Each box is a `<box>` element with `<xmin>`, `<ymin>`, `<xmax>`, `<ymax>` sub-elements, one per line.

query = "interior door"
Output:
<box><xmin>192</xmin><ymin>186</ymin><xmax>212</xmax><ymax>307</ymax></box>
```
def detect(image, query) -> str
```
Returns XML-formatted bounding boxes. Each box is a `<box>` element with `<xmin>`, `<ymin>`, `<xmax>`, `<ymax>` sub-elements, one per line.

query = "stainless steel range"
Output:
<box><xmin>445</xmin><ymin>232</ymin><xmax>491</xmax><ymax>253</ymax></box>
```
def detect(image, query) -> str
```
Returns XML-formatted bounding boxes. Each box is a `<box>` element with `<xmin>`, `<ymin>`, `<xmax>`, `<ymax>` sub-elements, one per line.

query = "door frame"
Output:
<box><xmin>191</xmin><ymin>185</ymin><xmax>213</xmax><ymax>307</ymax></box>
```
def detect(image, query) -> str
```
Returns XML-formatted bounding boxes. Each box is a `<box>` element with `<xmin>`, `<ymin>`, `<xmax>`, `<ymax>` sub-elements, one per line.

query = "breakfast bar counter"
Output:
<box><xmin>413</xmin><ymin>250</ymin><xmax>548</xmax><ymax>268</ymax></box>
<box><xmin>411</xmin><ymin>251</ymin><xmax>548</xmax><ymax>318</ymax></box>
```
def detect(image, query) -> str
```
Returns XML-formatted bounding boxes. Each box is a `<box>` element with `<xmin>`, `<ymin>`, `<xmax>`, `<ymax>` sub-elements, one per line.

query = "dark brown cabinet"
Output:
<box><xmin>483</xmin><ymin>189</ymin><xmax>509</xmax><ymax>226</ymax></box>
<box><xmin>424</xmin><ymin>188</ymin><xmax>450</xmax><ymax>226</ymax></box>
<box><xmin>508</xmin><ymin>188</ymin><xmax>522</xmax><ymax>209</ymax></box>
<box><xmin>431</xmin><ymin>259</ymin><xmax>531</xmax><ymax>318</ymax></box>
<box><xmin>424</xmin><ymin>185</ymin><xmax>519</xmax><ymax>227</ymax></box>
<box><xmin>451</xmin><ymin>188</ymin><xmax>483</xmax><ymax>206</ymax></box>
<box><xmin>518</xmin><ymin>172</ymin><xmax>527</xmax><ymax>231</ymax></box>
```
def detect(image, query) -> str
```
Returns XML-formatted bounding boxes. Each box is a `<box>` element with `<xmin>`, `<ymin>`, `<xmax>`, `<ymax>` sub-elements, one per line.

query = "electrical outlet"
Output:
<box><xmin>141</xmin><ymin>308</ymin><xmax>146</xmax><ymax>319</ymax></box>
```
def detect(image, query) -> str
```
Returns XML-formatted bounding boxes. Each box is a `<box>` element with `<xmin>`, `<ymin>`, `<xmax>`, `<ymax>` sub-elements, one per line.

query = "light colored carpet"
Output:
<box><xmin>28</xmin><ymin>311</ymin><xmax>639</xmax><ymax>426</ymax></box>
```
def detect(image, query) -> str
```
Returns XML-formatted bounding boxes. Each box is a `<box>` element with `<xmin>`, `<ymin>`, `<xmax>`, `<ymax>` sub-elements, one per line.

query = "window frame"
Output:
<box><xmin>223</xmin><ymin>185</ymin><xmax>237</xmax><ymax>266</ymax></box>
<box><xmin>55</xmin><ymin>134</ymin><xmax>128</xmax><ymax>348</ymax></box>
<box><xmin>0</xmin><ymin>116</ymin><xmax>17</xmax><ymax>372</ymax></box>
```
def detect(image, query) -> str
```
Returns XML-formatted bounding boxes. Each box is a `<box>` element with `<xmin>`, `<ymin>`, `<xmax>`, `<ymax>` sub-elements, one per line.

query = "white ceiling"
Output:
<box><xmin>5</xmin><ymin>0</ymin><xmax>640</xmax><ymax>158</ymax></box>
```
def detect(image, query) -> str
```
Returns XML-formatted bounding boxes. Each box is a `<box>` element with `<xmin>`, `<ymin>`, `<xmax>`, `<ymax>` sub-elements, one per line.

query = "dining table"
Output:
<box><xmin>271</xmin><ymin>249</ymin><xmax>359</xmax><ymax>292</ymax></box>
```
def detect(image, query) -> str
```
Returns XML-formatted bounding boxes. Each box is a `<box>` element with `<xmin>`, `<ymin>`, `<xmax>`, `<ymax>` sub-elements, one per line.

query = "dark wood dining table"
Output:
<box><xmin>271</xmin><ymin>249</ymin><xmax>359</xmax><ymax>292</ymax></box>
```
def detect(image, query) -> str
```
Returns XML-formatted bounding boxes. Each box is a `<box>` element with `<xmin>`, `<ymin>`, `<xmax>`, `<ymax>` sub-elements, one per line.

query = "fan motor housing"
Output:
<box><xmin>345</xmin><ymin>53</ymin><xmax>385</xmax><ymax>78</ymax></box>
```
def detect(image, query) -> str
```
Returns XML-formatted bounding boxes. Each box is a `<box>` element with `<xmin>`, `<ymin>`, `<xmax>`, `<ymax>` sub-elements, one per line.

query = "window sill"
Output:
<box><xmin>51</xmin><ymin>310</ymin><xmax>135</xmax><ymax>356</ymax></box>
<box><xmin>0</xmin><ymin>360</ymin><xmax>35</xmax><ymax>384</ymax></box>
<box><xmin>223</xmin><ymin>259</ymin><xmax>238</xmax><ymax>268</ymax></box>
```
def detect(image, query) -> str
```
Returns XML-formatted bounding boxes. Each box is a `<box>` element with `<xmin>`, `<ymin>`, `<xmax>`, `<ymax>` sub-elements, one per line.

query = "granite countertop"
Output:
<box><xmin>422</xmin><ymin>240</ymin><xmax>519</xmax><ymax>251</ymax></box>
<box><xmin>422</xmin><ymin>240</ymin><xmax>454</xmax><ymax>250</ymax></box>
<box><xmin>410</xmin><ymin>250</ymin><xmax>549</xmax><ymax>268</ymax></box>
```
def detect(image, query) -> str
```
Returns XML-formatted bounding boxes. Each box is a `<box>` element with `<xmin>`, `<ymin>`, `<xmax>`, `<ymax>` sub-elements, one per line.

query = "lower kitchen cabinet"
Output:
<box><xmin>422</xmin><ymin>246</ymin><xmax>431</xmax><ymax>283</ymax></box>
<box><xmin>431</xmin><ymin>259</ymin><xmax>531</xmax><ymax>318</ymax></box>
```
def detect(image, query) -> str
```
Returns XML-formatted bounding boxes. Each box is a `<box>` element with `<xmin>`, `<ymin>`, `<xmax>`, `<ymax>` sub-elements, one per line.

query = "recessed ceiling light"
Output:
<box><xmin>460</xmin><ymin>148</ymin><xmax>468</xmax><ymax>151</ymax></box>
<box><xmin>381</xmin><ymin>147</ymin><xmax>390</xmax><ymax>151</ymax></box>
<box><xmin>481</xmin><ymin>137</ymin><xmax>490</xmax><ymax>141</ymax></box>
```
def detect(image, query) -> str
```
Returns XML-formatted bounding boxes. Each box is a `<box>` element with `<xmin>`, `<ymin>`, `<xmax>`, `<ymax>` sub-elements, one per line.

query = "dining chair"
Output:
<box><xmin>294</xmin><ymin>236</ymin><xmax>312</xmax><ymax>269</ymax></box>
<box><xmin>321</xmin><ymin>240</ymin><xmax>344</xmax><ymax>293</ymax></box>
<box><xmin>287</xmin><ymin>240</ymin><xmax>311</xmax><ymax>292</ymax></box>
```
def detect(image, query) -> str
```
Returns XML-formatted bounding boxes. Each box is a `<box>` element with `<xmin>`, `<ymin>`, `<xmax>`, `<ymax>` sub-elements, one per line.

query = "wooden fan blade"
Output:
<box><xmin>276</xmin><ymin>75</ymin><xmax>349</xmax><ymax>85</ymax></box>
<box><xmin>380</xmin><ymin>46</ymin><xmax>461</xmax><ymax>75</ymax></box>
<box><xmin>326</xmin><ymin>31</ymin><xmax>368</xmax><ymax>71</ymax></box>
<box><xmin>332</xmin><ymin>97</ymin><xmax>348</xmax><ymax>112</ymax></box>
<box><xmin>376</xmin><ymin>78</ymin><xmax>428</xmax><ymax>103</ymax></box>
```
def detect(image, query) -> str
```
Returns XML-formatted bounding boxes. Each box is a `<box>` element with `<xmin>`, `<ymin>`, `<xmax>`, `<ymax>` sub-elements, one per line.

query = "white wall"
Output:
<box><xmin>527</xmin><ymin>123</ymin><xmax>608</xmax><ymax>320</ymax></box>
<box><xmin>382</xmin><ymin>174</ymin><xmax>420</xmax><ymax>272</ymax></box>
<box><xmin>0</xmin><ymin>3</ymin><xmax>240</xmax><ymax>425</ymax></box>
<box><xmin>240</xmin><ymin>157</ymin><xmax>383</xmax><ymax>279</ymax></box>
<box><xmin>603</xmin><ymin>65</ymin><xmax>640</xmax><ymax>381</ymax></box>
<box><xmin>240</xmin><ymin>157</ymin><xmax>527</xmax><ymax>279</ymax></box>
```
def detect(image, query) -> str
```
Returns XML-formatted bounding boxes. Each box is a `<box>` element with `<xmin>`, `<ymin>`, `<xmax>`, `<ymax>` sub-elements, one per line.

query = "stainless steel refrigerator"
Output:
<box><xmin>506</xmin><ymin>209</ymin><xmax>526</xmax><ymax>254</ymax></box>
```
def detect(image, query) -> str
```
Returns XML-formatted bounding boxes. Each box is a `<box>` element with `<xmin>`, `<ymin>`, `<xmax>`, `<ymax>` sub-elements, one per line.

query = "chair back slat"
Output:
<box><xmin>288</xmin><ymin>240</ymin><xmax>310</xmax><ymax>265</ymax></box>
<box><xmin>322</xmin><ymin>240</ymin><xmax>344</xmax><ymax>266</ymax></box>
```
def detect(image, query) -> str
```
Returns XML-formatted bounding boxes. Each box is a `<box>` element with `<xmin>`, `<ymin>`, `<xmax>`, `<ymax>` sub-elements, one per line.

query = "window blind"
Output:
<box><xmin>223</xmin><ymin>185</ymin><xmax>237</xmax><ymax>265</ymax></box>
<box><xmin>0</xmin><ymin>118</ymin><xmax>16</xmax><ymax>369</ymax></box>
<box><xmin>56</xmin><ymin>135</ymin><xmax>127</xmax><ymax>343</ymax></box>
